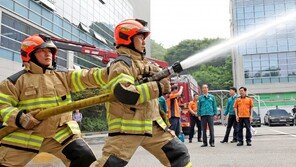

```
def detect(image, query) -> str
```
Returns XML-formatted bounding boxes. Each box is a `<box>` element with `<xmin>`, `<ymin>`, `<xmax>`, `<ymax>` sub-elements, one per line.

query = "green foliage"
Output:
<box><xmin>71</xmin><ymin>88</ymin><xmax>107</xmax><ymax>132</ymax></box>
<box><xmin>80</xmin><ymin>117</ymin><xmax>108</xmax><ymax>132</ymax></box>
<box><xmin>164</xmin><ymin>38</ymin><xmax>222</xmax><ymax>65</ymax></box>
<box><xmin>151</xmin><ymin>39</ymin><xmax>166</xmax><ymax>60</ymax></box>
<box><xmin>193</xmin><ymin>56</ymin><xmax>233</xmax><ymax>90</ymax></box>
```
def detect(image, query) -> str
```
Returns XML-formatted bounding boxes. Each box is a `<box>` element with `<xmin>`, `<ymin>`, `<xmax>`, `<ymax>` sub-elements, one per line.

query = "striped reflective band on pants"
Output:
<box><xmin>155</xmin><ymin>117</ymin><xmax>167</xmax><ymax>130</ymax></box>
<box><xmin>108</xmin><ymin>118</ymin><xmax>153</xmax><ymax>133</ymax></box>
<box><xmin>54</xmin><ymin>121</ymin><xmax>81</xmax><ymax>143</ymax></box>
<box><xmin>1</xmin><ymin>132</ymin><xmax>43</xmax><ymax>150</ymax></box>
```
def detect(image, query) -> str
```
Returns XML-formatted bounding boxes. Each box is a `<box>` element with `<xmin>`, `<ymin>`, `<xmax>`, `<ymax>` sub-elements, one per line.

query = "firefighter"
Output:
<box><xmin>91</xmin><ymin>19</ymin><xmax>191</xmax><ymax>167</ymax></box>
<box><xmin>0</xmin><ymin>34</ymin><xmax>109</xmax><ymax>167</ymax></box>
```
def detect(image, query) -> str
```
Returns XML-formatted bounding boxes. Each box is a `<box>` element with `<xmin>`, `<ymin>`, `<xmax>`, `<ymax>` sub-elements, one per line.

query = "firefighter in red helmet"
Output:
<box><xmin>0</xmin><ymin>34</ymin><xmax>109</xmax><ymax>167</ymax></box>
<box><xmin>91</xmin><ymin>19</ymin><xmax>192</xmax><ymax>167</ymax></box>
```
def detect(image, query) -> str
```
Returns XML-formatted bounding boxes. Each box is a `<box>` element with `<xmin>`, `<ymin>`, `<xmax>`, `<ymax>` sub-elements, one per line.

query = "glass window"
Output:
<box><xmin>245</xmin><ymin>12</ymin><xmax>254</xmax><ymax>19</ymax></box>
<box><xmin>243</xmin><ymin>55</ymin><xmax>252</xmax><ymax>62</ymax></box>
<box><xmin>245</xmin><ymin>6</ymin><xmax>254</xmax><ymax>13</ymax></box>
<box><xmin>262</xmin><ymin>77</ymin><xmax>270</xmax><ymax>83</ymax></box>
<box><xmin>53</xmin><ymin>25</ymin><xmax>63</xmax><ymax>35</ymax></box>
<box><xmin>237</xmin><ymin>13</ymin><xmax>244</xmax><ymax>20</ymax></box>
<box><xmin>286</xmin><ymin>2</ymin><xmax>296</xmax><ymax>10</ymax></box>
<box><xmin>0</xmin><ymin>0</ymin><xmax>14</xmax><ymax>10</ymax></box>
<box><xmin>264</xmin><ymin>4</ymin><xmax>274</xmax><ymax>11</ymax></box>
<box><xmin>42</xmin><ymin>18</ymin><xmax>52</xmax><ymax>31</ymax></box>
<box><xmin>54</xmin><ymin>15</ymin><xmax>63</xmax><ymax>26</ymax></box>
<box><xmin>245</xmin><ymin>79</ymin><xmax>253</xmax><ymax>84</ymax></box>
<box><xmin>0</xmin><ymin>36</ymin><xmax>21</xmax><ymax>52</ymax></box>
<box><xmin>62</xmin><ymin>30</ymin><xmax>71</xmax><ymax>40</ymax></box>
<box><xmin>279</xmin><ymin>77</ymin><xmax>288</xmax><ymax>82</ymax></box>
<box><xmin>14</xmin><ymin>3</ymin><xmax>28</xmax><ymax>18</ymax></box>
<box><xmin>18</xmin><ymin>0</ymin><xmax>29</xmax><ymax>6</ymax></box>
<box><xmin>29</xmin><ymin>11</ymin><xmax>41</xmax><ymax>25</ymax></box>
<box><xmin>278</xmin><ymin>52</ymin><xmax>287</xmax><ymax>60</ymax></box>
<box><xmin>288</xmin><ymin>38</ymin><xmax>296</xmax><ymax>46</ymax></box>
<box><xmin>267</xmin><ymin>46</ymin><xmax>277</xmax><ymax>52</ymax></box>
<box><xmin>29</xmin><ymin>1</ymin><xmax>41</xmax><ymax>13</ymax></box>
<box><xmin>0</xmin><ymin>47</ymin><xmax>14</xmax><ymax>61</ymax></box>
<box><xmin>42</xmin><ymin>9</ymin><xmax>53</xmax><ymax>22</ymax></box>
<box><xmin>237</xmin><ymin>19</ymin><xmax>245</xmax><ymax>26</ymax></box>
<box><xmin>255</xmin><ymin>5</ymin><xmax>264</xmax><ymax>12</ymax></box>
<box><xmin>271</xmin><ymin>77</ymin><xmax>279</xmax><ymax>83</ymax></box>
<box><xmin>254</xmin><ymin>78</ymin><xmax>262</xmax><ymax>83</ymax></box>
<box><xmin>278</xmin><ymin>45</ymin><xmax>288</xmax><ymax>52</ymax></box>
<box><xmin>265</xmin><ymin>10</ymin><xmax>275</xmax><ymax>17</ymax></box>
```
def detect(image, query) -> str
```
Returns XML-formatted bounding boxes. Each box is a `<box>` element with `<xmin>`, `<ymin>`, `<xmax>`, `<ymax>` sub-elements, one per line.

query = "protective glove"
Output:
<box><xmin>158</xmin><ymin>77</ymin><xmax>171</xmax><ymax>95</ymax></box>
<box><xmin>16</xmin><ymin>110</ymin><xmax>40</xmax><ymax>129</ymax></box>
<box><xmin>143</xmin><ymin>63</ymin><xmax>161</xmax><ymax>77</ymax></box>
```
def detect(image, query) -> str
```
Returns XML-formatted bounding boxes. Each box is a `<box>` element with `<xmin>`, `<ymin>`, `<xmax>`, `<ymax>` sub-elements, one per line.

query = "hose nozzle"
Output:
<box><xmin>138</xmin><ymin>61</ymin><xmax>183</xmax><ymax>84</ymax></box>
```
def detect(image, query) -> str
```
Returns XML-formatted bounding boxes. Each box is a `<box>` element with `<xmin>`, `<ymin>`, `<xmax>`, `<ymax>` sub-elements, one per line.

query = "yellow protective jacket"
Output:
<box><xmin>0</xmin><ymin>61</ymin><xmax>108</xmax><ymax>151</ymax></box>
<box><xmin>106</xmin><ymin>47</ymin><xmax>167</xmax><ymax>136</ymax></box>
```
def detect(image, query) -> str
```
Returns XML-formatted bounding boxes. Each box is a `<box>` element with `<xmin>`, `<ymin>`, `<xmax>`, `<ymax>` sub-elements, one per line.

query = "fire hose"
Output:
<box><xmin>0</xmin><ymin>62</ymin><xmax>183</xmax><ymax>140</ymax></box>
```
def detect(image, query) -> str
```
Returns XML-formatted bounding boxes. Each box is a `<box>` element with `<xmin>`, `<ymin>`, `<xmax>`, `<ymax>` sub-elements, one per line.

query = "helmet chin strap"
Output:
<box><xmin>126</xmin><ymin>39</ymin><xmax>146</xmax><ymax>57</ymax></box>
<box><xmin>30</xmin><ymin>53</ymin><xmax>56</xmax><ymax>72</ymax></box>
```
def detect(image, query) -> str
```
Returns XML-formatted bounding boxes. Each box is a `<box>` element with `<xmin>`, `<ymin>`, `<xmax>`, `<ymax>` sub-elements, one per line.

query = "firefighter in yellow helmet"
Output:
<box><xmin>91</xmin><ymin>19</ymin><xmax>192</xmax><ymax>167</ymax></box>
<box><xmin>0</xmin><ymin>34</ymin><xmax>109</xmax><ymax>167</ymax></box>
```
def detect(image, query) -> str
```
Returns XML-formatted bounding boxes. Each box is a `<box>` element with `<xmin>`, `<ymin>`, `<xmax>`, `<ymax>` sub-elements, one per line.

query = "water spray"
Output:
<box><xmin>140</xmin><ymin>11</ymin><xmax>296</xmax><ymax>83</ymax></box>
<box><xmin>180</xmin><ymin>11</ymin><xmax>296</xmax><ymax>69</ymax></box>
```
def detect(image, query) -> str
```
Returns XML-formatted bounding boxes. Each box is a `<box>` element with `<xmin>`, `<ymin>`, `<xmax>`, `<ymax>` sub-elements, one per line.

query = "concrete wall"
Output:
<box><xmin>128</xmin><ymin>0</ymin><xmax>151</xmax><ymax>57</ymax></box>
<box><xmin>0</xmin><ymin>58</ymin><xmax>23</xmax><ymax>82</ymax></box>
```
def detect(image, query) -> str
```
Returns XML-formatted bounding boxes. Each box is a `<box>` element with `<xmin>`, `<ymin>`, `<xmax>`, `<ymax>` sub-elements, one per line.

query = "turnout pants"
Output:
<box><xmin>0</xmin><ymin>134</ymin><xmax>96</xmax><ymax>167</ymax></box>
<box><xmin>91</xmin><ymin>124</ymin><xmax>191</xmax><ymax>167</ymax></box>
<box><xmin>222</xmin><ymin>115</ymin><xmax>238</xmax><ymax>142</ymax></box>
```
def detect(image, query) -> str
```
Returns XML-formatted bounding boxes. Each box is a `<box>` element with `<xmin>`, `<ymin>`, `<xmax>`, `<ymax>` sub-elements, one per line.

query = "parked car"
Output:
<box><xmin>264</xmin><ymin>109</ymin><xmax>294</xmax><ymax>126</ymax></box>
<box><xmin>251</xmin><ymin>111</ymin><xmax>261</xmax><ymax>127</ymax></box>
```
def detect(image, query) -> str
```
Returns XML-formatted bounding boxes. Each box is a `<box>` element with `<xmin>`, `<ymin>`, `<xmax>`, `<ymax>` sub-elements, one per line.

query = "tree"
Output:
<box><xmin>161</xmin><ymin>38</ymin><xmax>233</xmax><ymax>90</ymax></box>
<box><xmin>151</xmin><ymin>39</ymin><xmax>167</xmax><ymax>60</ymax></box>
<box><xmin>71</xmin><ymin>88</ymin><xmax>108</xmax><ymax>132</ymax></box>
<box><xmin>193</xmin><ymin>56</ymin><xmax>233</xmax><ymax>90</ymax></box>
<box><xmin>164</xmin><ymin>38</ymin><xmax>222</xmax><ymax>65</ymax></box>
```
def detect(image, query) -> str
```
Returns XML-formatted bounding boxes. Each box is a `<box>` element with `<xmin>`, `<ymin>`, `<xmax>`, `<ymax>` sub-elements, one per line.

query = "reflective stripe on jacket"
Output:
<box><xmin>0</xmin><ymin>61</ymin><xmax>107</xmax><ymax>150</ymax></box>
<box><xmin>106</xmin><ymin>47</ymin><xmax>167</xmax><ymax>136</ymax></box>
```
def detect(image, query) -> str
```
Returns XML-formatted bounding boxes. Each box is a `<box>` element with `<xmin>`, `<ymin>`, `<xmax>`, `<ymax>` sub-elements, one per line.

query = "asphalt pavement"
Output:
<box><xmin>26</xmin><ymin>125</ymin><xmax>296</xmax><ymax>167</ymax></box>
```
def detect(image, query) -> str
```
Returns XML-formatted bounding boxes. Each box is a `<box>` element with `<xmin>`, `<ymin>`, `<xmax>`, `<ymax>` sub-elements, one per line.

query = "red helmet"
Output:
<box><xmin>114</xmin><ymin>19</ymin><xmax>150</xmax><ymax>46</ymax></box>
<box><xmin>20</xmin><ymin>34</ymin><xmax>57</xmax><ymax>62</ymax></box>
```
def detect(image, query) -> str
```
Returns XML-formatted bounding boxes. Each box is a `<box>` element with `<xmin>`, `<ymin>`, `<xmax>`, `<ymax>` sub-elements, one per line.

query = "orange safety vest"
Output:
<box><xmin>166</xmin><ymin>92</ymin><xmax>180</xmax><ymax>118</ymax></box>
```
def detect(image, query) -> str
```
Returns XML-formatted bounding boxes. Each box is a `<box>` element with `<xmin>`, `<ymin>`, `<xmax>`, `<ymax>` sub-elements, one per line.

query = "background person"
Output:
<box><xmin>198</xmin><ymin>84</ymin><xmax>217</xmax><ymax>147</ymax></box>
<box><xmin>188</xmin><ymin>93</ymin><xmax>202</xmax><ymax>143</ymax></box>
<box><xmin>72</xmin><ymin>109</ymin><xmax>83</xmax><ymax>127</ymax></box>
<box><xmin>220</xmin><ymin>87</ymin><xmax>238</xmax><ymax>143</ymax></box>
<box><xmin>167</xmin><ymin>85</ymin><xmax>184</xmax><ymax>137</ymax></box>
<box><xmin>234</xmin><ymin>87</ymin><xmax>254</xmax><ymax>146</ymax></box>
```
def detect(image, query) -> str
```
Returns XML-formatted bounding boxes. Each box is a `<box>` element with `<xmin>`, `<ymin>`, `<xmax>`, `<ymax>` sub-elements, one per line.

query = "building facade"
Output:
<box><xmin>0</xmin><ymin>0</ymin><xmax>151</xmax><ymax>81</ymax></box>
<box><xmin>230</xmin><ymin>0</ymin><xmax>296</xmax><ymax>112</ymax></box>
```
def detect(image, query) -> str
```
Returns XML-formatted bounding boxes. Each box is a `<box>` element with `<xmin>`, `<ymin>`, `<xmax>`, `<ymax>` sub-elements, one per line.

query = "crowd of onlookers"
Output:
<box><xmin>162</xmin><ymin>84</ymin><xmax>256</xmax><ymax>147</ymax></box>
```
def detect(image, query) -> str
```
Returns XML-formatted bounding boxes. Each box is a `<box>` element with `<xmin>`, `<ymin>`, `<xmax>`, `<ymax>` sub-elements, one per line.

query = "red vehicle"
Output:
<box><xmin>49</xmin><ymin>35</ymin><xmax>168</xmax><ymax>68</ymax></box>
<box><xmin>171</xmin><ymin>75</ymin><xmax>200</xmax><ymax>135</ymax></box>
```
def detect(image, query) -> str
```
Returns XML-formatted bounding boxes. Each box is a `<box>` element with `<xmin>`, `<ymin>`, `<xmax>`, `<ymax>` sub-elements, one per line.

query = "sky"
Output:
<box><xmin>151</xmin><ymin>0</ymin><xmax>231</xmax><ymax>48</ymax></box>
